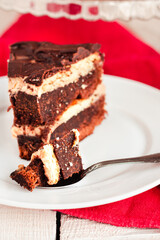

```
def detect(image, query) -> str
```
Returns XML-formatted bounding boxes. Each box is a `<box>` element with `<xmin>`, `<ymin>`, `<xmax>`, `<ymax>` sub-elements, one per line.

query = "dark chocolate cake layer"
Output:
<box><xmin>10</xmin><ymin>159</ymin><xmax>47</xmax><ymax>191</ymax></box>
<box><xmin>17</xmin><ymin>96</ymin><xmax>105</xmax><ymax>160</ymax></box>
<box><xmin>53</xmin><ymin>130</ymin><xmax>82</xmax><ymax>180</ymax></box>
<box><xmin>10</xmin><ymin>66</ymin><xmax>102</xmax><ymax>126</ymax></box>
<box><xmin>17</xmin><ymin>135</ymin><xmax>44</xmax><ymax>160</ymax></box>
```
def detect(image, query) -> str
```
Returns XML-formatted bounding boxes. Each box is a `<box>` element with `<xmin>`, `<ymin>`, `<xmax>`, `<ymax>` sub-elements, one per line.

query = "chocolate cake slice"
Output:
<box><xmin>10</xmin><ymin>129</ymin><xmax>83</xmax><ymax>191</ymax></box>
<box><xmin>8</xmin><ymin>41</ymin><xmax>104</xmax><ymax>126</ymax></box>
<box><xmin>8</xmin><ymin>41</ymin><xmax>106</xmax><ymax>160</ymax></box>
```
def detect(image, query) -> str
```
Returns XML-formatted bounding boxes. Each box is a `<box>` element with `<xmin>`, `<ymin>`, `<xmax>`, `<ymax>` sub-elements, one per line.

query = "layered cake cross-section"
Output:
<box><xmin>12</xmin><ymin>83</ymin><xmax>106</xmax><ymax>159</ymax></box>
<box><xmin>10</xmin><ymin>129</ymin><xmax>83</xmax><ymax>191</ymax></box>
<box><xmin>8</xmin><ymin>41</ymin><xmax>106</xmax><ymax>159</ymax></box>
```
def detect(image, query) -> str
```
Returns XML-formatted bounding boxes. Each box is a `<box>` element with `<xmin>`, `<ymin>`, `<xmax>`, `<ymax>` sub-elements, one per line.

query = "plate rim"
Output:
<box><xmin>1</xmin><ymin>178</ymin><xmax>160</xmax><ymax>210</ymax></box>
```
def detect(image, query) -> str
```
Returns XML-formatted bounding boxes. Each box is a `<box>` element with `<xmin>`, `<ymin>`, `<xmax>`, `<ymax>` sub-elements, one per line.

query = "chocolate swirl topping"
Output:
<box><xmin>8</xmin><ymin>41</ymin><xmax>101</xmax><ymax>86</ymax></box>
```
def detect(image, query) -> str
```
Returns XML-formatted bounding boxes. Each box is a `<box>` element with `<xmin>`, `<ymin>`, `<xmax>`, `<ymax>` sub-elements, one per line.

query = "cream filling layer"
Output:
<box><xmin>9</xmin><ymin>53</ymin><xmax>102</xmax><ymax>97</ymax></box>
<box><xmin>11</xmin><ymin>83</ymin><xmax>106</xmax><ymax>142</ymax></box>
<box><xmin>31</xmin><ymin>144</ymin><xmax>60</xmax><ymax>185</ymax></box>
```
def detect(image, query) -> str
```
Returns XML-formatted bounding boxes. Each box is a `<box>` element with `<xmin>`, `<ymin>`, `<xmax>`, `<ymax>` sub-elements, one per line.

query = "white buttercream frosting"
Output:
<box><xmin>11</xmin><ymin>83</ymin><xmax>105</xmax><ymax>141</ymax></box>
<box><xmin>31</xmin><ymin>144</ymin><xmax>60</xmax><ymax>185</ymax></box>
<box><xmin>9</xmin><ymin>53</ymin><xmax>101</xmax><ymax>97</ymax></box>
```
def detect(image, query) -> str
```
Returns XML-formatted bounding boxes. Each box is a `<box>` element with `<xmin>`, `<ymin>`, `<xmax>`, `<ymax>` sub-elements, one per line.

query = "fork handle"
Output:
<box><xmin>82</xmin><ymin>153</ymin><xmax>160</xmax><ymax>178</ymax></box>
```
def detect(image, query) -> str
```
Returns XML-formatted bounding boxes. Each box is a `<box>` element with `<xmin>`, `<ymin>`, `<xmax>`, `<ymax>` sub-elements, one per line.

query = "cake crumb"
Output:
<box><xmin>7</xmin><ymin>105</ymin><xmax>13</xmax><ymax>112</ymax></box>
<box><xmin>56</xmin><ymin>144</ymin><xmax>59</xmax><ymax>148</ymax></box>
<box><xmin>81</xmin><ymin>84</ymin><xmax>87</xmax><ymax>89</ymax></box>
<box><xmin>18</xmin><ymin>164</ymin><xmax>24</xmax><ymax>170</ymax></box>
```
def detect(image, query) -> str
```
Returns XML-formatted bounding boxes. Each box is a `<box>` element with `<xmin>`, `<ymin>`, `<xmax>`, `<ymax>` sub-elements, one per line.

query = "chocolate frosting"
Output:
<box><xmin>8</xmin><ymin>41</ymin><xmax>101</xmax><ymax>86</ymax></box>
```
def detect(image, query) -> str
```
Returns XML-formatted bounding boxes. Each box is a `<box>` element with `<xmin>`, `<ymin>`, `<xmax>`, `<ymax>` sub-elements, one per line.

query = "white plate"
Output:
<box><xmin>0</xmin><ymin>75</ymin><xmax>160</xmax><ymax>210</ymax></box>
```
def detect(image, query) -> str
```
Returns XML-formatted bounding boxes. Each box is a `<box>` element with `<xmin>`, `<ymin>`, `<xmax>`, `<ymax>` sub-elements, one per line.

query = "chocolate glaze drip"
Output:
<box><xmin>8</xmin><ymin>41</ymin><xmax>102</xmax><ymax>86</ymax></box>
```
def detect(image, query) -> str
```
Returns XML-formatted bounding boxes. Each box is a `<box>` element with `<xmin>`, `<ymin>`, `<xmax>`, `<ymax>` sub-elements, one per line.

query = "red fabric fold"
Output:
<box><xmin>61</xmin><ymin>187</ymin><xmax>160</xmax><ymax>228</ymax></box>
<box><xmin>1</xmin><ymin>14</ymin><xmax>160</xmax><ymax>228</ymax></box>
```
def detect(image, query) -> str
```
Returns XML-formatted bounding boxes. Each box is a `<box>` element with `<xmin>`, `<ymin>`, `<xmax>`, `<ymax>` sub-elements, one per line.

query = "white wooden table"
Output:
<box><xmin>0</xmin><ymin>9</ymin><xmax>160</xmax><ymax>239</ymax></box>
<box><xmin>0</xmin><ymin>205</ymin><xmax>160</xmax><ymax>240</ymax></box>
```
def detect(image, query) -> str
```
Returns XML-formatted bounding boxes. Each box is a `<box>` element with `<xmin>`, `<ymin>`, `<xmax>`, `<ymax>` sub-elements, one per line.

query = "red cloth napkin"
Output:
<box><xmin>1</xmin><ymin>14</ymin><xmax>160</xmax><ymax>228</ymax></box>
